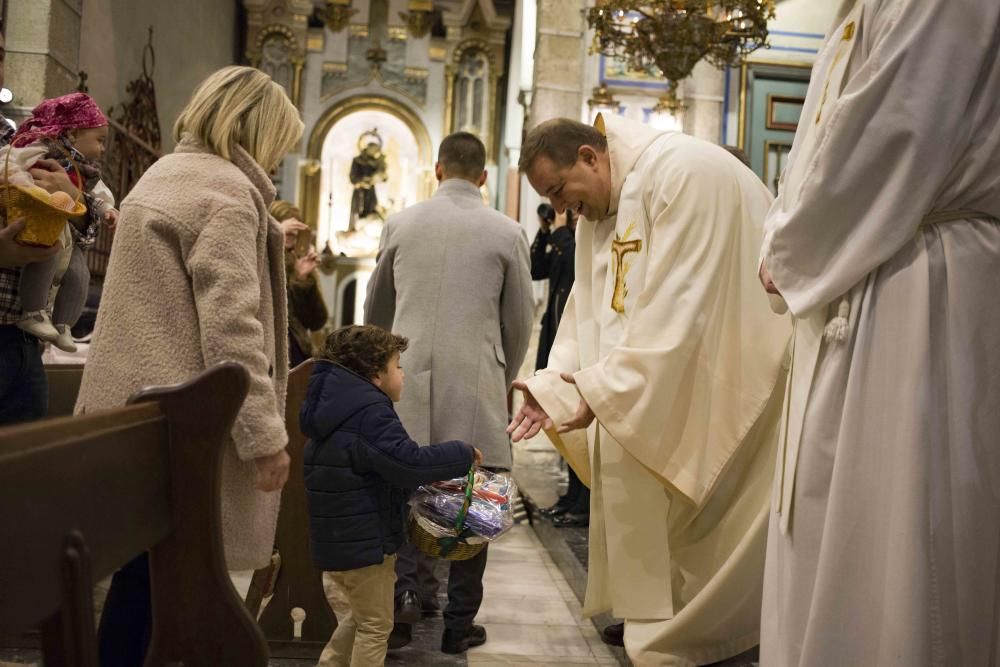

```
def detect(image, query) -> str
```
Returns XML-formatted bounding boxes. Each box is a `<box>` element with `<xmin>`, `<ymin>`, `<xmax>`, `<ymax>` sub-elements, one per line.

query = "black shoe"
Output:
<box><xmin>441</xmin><ymin>624</ymin><xmax>487</xmax><ymax>654</ymax></box>
<box><xmin>601</xmin><ymin>622</ymin><xmax>624</xmax><ymax>647</ymax></box>
<box><xmin>552</xmin><ymin>512</ymin><xmax>590</xmax><ymax>528</ymax></box>
<box><xmin>388</xmin><ymin>622</ymin><xmax>412</xmax><ymax>650</ymax></box>
<box><xmin>394</xmin><ymin>590</ymin><xmax>422</xmax><ymax>624</ymax></box>
<box><xmin>538</xmin><ymin>503</ymin><xmax>571</xmax><ymax>518</ymax></box>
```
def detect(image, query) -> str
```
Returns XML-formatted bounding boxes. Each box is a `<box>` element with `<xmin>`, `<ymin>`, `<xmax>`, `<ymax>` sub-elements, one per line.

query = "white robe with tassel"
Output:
<box><xmin>759</xmin><ymin>1</ymin><xmax>1000</xmax><ymax>664</ymax></box>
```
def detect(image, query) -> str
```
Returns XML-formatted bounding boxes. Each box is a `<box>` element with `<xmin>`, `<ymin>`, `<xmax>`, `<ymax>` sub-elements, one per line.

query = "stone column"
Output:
<box><xmin>5</xmin><ymin>0</ymin><xmax>83</xmax><ymax>120</ymax></box>
<box><xmin>527</xmin><ymin>0</ymin><xmax>586</xmax><ymax>129</ymax></box>
<box><xmin>521</xmin><ymin>0</ymin><xmax>587</xmax><ymax>303</ymax></box>
<box><xmin>681</xmin><ymin>60</ymin><xmax>726</xmax><ymax>143</ymax></box>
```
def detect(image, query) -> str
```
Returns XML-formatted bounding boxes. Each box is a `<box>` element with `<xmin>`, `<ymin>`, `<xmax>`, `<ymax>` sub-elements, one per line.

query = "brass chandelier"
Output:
<box><xmin>588</xmin><ymin>0</ymin><xmax>775</xmax><ymax>111</ymax></box>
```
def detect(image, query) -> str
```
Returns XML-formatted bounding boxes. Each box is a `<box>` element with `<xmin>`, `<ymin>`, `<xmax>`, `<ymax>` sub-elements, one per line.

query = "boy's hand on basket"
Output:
<box><xmin>473</xmin><ymin>447</ymin><xmax>484</xmax><ymax>466</ymax></box>
<box><xmin>0</xmin><ymin>219</ymin><xmax>60</xmax><ymax>268</ymax></box>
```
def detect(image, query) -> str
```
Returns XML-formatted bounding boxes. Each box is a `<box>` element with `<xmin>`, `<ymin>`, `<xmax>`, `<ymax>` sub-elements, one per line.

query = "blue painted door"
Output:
<box><xmin>743</xmin><ymin>64</ymin><xmax>811</xmax><ymax>195</ymax></box>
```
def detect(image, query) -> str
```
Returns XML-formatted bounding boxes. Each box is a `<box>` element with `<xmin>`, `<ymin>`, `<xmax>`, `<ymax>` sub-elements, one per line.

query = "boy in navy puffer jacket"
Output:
<box><xmin>302</xmin><ymin>324</ymin><xmax>481</xmax><ymax>666</ymax></box>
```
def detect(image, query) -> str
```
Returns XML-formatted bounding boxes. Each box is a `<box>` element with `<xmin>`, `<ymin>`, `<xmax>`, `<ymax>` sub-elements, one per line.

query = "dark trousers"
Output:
<box><xmin>98</xmin><ymin>553</ymin><xmax>152</xmax><ymax>667</ymax></box>
<box><xmin>565</xmin><ymin>466</ymin><xmax>591</xmax><ymax>515</ymax></box>
<box><xmin>288</xmin><ymin>332</ymin><xmax>309</xmax><ymax>368</ymax></box>
<box><xmin>0</xmin><ymin>325</ymin><xmax>47</xmax><ymax>425</ymax></box>
<box><xmin>394</xmin><ymin>541</ymin><xmax>489</xmax><ymax>632</ymax></box>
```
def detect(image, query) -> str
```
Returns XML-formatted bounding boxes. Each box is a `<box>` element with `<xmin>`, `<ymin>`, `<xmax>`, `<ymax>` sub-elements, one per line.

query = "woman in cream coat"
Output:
<box><xmin>75</xmin><ymin>66</ymin><xmax>303</xmax><ymax>665</ymax></box>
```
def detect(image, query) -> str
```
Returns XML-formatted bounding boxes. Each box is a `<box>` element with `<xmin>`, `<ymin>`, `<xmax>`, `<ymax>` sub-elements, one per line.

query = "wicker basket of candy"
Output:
<box><xmin>408</xmin><ymin>468</ymin><xmax>517</xmax><ymax>561</ymax></box>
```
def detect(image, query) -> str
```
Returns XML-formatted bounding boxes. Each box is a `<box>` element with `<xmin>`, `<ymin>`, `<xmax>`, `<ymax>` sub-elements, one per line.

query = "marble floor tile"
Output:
<box><xmin>578</xmin><ymin>626</ymin><xmax>619</xmax><ymax>660</ymax></box>
<box><xmin>489</xmin><ymin>541</ymin><xmax>546</xmax><ymax>563</ymax></box>
<box><xmin>475</xmin><ymin>596</ymin><xmax>578</xmax><ymax>626</ymax></box>
<box><xmin>469</xmin><ymin>623</ymin><xmax>593</xmax><ymax>658</ymax></box>
<box><xmin>469</xmin><ymin>655</ymin><xmax>600</xmax><ymax>665</ymax></box>
<box><xmin>483</xmin><ymin>560</ymin><xmax>556</xmax><ymax>586</ymax></box>
<box><xmin>495</xmin><ymin>525</ymin><xmax>539</xmax><ymax>549</ymax></box>
<box><xmin>482</xmin><ymin>578</ymin><xmax>566</xmax><ymax>601</ymax></box>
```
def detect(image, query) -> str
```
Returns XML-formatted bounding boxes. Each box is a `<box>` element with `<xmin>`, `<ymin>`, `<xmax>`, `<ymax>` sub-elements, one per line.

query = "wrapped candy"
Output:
<box><xmin>409</xmin><ymin>469</ymin><xmax>517</xmax><ymax>546</ymax></box>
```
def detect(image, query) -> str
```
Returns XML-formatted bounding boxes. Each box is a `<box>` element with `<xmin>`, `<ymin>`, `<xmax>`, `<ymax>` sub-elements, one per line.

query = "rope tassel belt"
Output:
<box><xmin>823</xmin><ymin>209</ymin><xmax>999</xmax><ymax>343</ymax></box>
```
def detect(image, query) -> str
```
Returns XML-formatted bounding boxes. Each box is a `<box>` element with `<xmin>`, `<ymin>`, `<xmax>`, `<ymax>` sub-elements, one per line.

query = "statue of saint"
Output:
<box><xmin>349</xmin><ymin>129</ymin><xmax>388</xmax><ymax>231</ymax></box>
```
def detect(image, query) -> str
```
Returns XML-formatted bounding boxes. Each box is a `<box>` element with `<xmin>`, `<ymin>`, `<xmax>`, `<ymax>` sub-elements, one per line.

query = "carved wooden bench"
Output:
<box><xmin>247</xmin><ymin>359</ymin><xmax>338</xmax><ymax>658</ymax></box>
<box><xmin>0</xmin><ymin>362</ymin><xmax>269</xmax><ymax>666</ymax></box>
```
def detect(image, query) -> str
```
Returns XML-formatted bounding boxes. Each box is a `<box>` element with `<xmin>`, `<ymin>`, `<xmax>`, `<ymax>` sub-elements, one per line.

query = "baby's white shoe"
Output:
<box><xmin>17</xmin><ymin>310</ymin><xmax>59</xmax><ymax>343</ymax></box>
<box><xmin>53</xmin><ymin>324</ymin><xmax>78</xmax><ymax>353</ymax></box>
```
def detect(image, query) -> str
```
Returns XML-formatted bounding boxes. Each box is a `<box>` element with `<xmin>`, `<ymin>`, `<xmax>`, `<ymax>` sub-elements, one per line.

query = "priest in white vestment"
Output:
<box><xmin>758</xmin><ymin>1</ymin><xmax>1000</xmax><ymax>665</ymax></box>
<box><xmin>510</xmin><ymin>114</ymin><xmax>791</xmax><ymax>666</ymax></box>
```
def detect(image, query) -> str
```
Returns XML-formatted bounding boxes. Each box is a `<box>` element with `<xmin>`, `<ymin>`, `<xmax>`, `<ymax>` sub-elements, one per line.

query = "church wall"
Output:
<box><xmin>78</xmin><ymin>0</ymin><xmax>240</xmax><ymax>151</ymax></box>
<box><xmin>721</xmin><ymin>0</ymin><xmax>840</xmax><ymax>147</ymax></box>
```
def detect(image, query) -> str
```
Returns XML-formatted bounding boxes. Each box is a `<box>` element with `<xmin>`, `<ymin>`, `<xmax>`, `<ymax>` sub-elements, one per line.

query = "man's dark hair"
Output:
<box><xmin>322</xmin><ymin>325</ymin><xmax>408</xmax><ymax>380</ymax></box>
<box><xmin>722</xmin><ymin>145</ymin><xmax>752</xmax><ymax>169</ymax></box>
<box><xmin>438</xmin><ymin>131</ymin><xmax>486</xmax><ymax>180</ymax></box>
<box><xmin>519</xmin><ymin>118</ymin><xmax>607</xmax><ymax>172</ymax></box>
<box><xmin>537</xmin><ymin>202</ymin><xmax>555</xmax><ymax>223</ymax></box>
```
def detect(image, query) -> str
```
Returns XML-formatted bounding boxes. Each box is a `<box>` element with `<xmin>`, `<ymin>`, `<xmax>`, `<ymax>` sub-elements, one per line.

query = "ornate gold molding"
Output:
<box><xmin>249</xmin><ymin>23</ymin><xmax>299</xmax><ymax>64</ymax></box>
<box><xmin>402</xmin><ymin>13</ymin><xmax>432</xmax><ymax>38</ymax></box>
<box><xmin>323</xmin><ymin>61</ymin><xmax>349</xmax><ymax>74</ymax></box>
<box><xmin>387</xmin><ymin>26</ymin><xmax>409</xmax><ymax>42</ymax></box>
<box><xmin>324</xmin><ymin>1</ymin><xmax>358</xmax><ymax>33</ymax></box>
<box><xmin>443</xmin><ymin>64</ymin><xmax>456</xmax><ymax>136</ymax></box>
<box><xmin>307</xmin><ymin>29</ymin><xmax>325</xmax><ymax>52</ymax></box>
<box><xmin>291</xmin><ymin>57</ymin><xmax>305</xmax><ymax>108</ymax></box>
<box><xmin>451</xmin><ymin>37</ymin><xmax>498</xmax><ymax>68</ymax></box>
<box><xmin>445</xmin><ymin>39</ymin><xmax>501</xmax><ymax>160</ymax></box>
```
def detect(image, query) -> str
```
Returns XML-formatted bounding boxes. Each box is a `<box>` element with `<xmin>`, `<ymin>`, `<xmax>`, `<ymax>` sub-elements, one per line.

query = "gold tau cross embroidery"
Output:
<box><xmin>610</xmin><ymin>222</ymin><xmax>642</xmax><ymax>314</ymax></box>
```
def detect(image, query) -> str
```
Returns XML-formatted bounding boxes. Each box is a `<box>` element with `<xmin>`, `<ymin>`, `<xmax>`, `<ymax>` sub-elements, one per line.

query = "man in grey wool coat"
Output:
<box><xmin>364</xmin><ymin>131</ymin><xmax>533</xmax><ymax>654</ymax></box>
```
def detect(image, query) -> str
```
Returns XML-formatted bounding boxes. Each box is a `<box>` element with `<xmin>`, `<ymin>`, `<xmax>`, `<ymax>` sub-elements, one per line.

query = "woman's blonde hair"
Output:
<box><xmin>173</xmin><ymin>66</ymin><xmax>304</xmax><ymax>172</ymax></box>
<box><xmin>270</xmin><ymin>199</ymin><xmax>302</xmax><ymax>222</ymax></box>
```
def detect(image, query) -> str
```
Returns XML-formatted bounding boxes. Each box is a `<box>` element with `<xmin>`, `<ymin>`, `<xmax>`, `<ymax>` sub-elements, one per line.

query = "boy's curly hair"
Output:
<box><xmin>322</xmin><ymin>325</ymin><xmax>408</xmax><ymax>380</ymax></box>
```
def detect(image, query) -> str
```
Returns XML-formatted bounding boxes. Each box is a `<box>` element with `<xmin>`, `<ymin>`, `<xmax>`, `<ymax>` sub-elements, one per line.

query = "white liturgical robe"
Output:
<box><xmin>759</xmin><ymin>1</ymin><xmax>1000</xmax><ymax>665</ymax></box>
<box><xmin>525</xmin><ymin>114</ymin><xmax>791</xmax><ymax>666</ymax></box>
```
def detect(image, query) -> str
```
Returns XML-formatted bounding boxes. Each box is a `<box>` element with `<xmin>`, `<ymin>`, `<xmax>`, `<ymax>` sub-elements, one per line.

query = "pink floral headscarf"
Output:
<box><xmin>11</xmin><ymin>92</ymin><xmax>108</xmax><ymax>148</ymax></box>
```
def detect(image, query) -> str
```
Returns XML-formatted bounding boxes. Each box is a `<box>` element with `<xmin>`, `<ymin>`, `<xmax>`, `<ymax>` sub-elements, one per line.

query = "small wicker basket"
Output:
<box><xmin>0</xmin><ymin>140</ymin><xmax>87</xmax><ymax>247</ymax></box>
<box><xmin>408</xmin><ymin>468</ymin><xmax>487</xmax><ymax>561</ymax></box>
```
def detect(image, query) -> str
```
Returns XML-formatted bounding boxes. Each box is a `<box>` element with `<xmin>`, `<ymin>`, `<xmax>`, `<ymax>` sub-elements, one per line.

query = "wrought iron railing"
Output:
<box><xmin>84</xmin><ymin>118</ymin><xmax>161</xmax><ymax>280</ymax></box>
<box><xmin>81</xmin><ymin>27</ymin><xmax>162</xmax><ymax>282</ymax></box>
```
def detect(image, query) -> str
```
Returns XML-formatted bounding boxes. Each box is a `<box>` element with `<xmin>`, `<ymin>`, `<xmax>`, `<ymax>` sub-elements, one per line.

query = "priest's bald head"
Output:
<box><xmin>519</xmin><ymin>118</ymin><xmax>612</xmax><ymax>221</ymax></box>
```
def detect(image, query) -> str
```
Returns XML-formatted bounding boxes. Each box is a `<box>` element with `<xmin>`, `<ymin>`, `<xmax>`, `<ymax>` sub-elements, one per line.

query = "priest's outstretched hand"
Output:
<box><xmin>507</xmin><ymin>380</ymin><xmax>552</xmax><ymax>442</ymax></box>
<box><xmin>507</xmin><ymin>373</ymin><xmax>595</xmax><ymax>442</ymax></box>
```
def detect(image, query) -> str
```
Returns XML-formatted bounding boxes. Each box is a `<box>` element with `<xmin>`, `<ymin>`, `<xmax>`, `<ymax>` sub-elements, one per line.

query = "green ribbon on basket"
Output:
<box><xmin>436</xmin><ymin>467</ymin><xmax>477</xmax><ymax>558</ymax></box>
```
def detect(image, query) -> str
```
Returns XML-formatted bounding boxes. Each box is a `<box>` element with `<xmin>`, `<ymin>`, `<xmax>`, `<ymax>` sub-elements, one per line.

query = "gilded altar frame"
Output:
<box><xmin>301</xmin><ymin>96</ymin><xmax>435</xmax><ymax>231</ymax></box>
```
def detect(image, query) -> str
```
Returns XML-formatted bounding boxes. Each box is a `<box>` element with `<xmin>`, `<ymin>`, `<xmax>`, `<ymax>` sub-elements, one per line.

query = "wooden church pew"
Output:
<box><xmin>44</xmin><ymin>363</ymin><xmax>85</xmax><ymax>418</ymax></box>
<box><xmin>0</xmin><ymin>362</ymin><xmax>268</xmax><ymax>666</ymax></box>
<box><xmin>247</xmin><ymin>358</ymin><xmax>338</xmax><ymax>658</ymax></box>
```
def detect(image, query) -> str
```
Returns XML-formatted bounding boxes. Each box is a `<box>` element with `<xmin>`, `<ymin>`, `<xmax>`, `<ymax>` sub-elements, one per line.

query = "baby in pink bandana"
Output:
<box><xmin>12</xmin><ymin>93</ymin><xmax>118</xmax><ymax>352</ymax></box>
